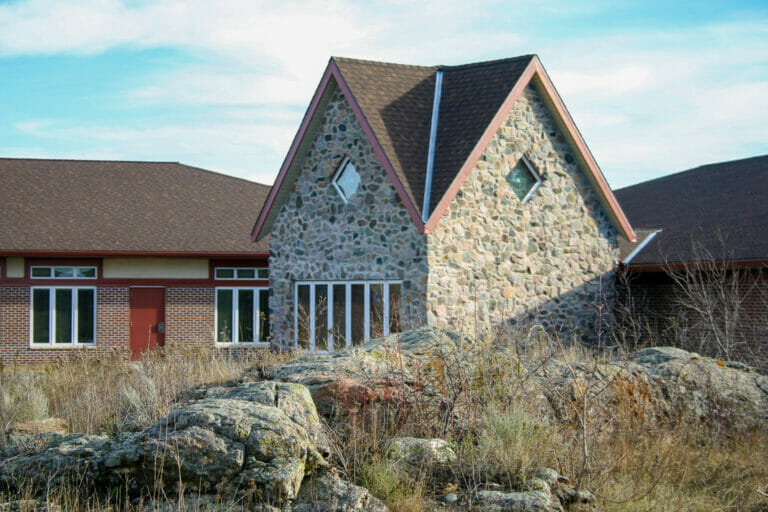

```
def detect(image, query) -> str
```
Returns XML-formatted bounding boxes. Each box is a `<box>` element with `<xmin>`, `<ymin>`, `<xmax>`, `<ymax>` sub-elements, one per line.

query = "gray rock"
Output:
<box><xmin>0</xmin><ymin>434</ymin><xmax>111</xmax><ymax>490</ymax></box>
<box><xmin>293</xmin><ymin>470</ymin><xmax>389</xmax><ymax>511</ymax></box>
<box><xmin>265</xmin><ymin>327</ymin><xmax>460</xmax><ymax>416</ymax></box>
<box><xmin>474</xmin><ymin>489</ymin><xmax>556</xmax><ymax>511</ymax></box>
<box><xmin>108</xmin><ymin>381</ymin><xmax>327</xmax><ymax>502</ymax></box>
<box><xmin>1</xmin><ymin>381</ymin><xmax>328</xmax><ymax>507</ymax></box>
<box><xmin>0</xmin><ymin>500</ymin><xmax>61</xmax><ymax>512</ymax></box>
<box><xmin>384</xmin><ymin>437</ymin><xmax>456</xmax><ymax>480</ymax></box>
<box><xmin>441</xmin><ymin>493</ymin><xmax>459</xmax><ymax>504</ymax></box>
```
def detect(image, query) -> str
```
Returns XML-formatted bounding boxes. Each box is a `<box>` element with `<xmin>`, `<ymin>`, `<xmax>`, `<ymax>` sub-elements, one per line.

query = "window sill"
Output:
<box><xmin>29</xmin><ymin>344</ymin><xmax>97</xmax><ymax>349</ymax></box>
<box><xmin>215</xmin><ymin>342</ymin><xmax>270</xmax><ymax>348</ymax></box>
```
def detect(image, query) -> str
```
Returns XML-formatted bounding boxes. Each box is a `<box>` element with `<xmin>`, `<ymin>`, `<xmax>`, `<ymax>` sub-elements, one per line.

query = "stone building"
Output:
<box><xmin>253</xmin><ymin>55</ymin><xmax>637</xmax><ymax>350</ymax></box>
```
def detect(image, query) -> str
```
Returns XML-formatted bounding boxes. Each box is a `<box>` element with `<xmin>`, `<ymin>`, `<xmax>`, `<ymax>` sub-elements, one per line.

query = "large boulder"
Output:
<box><xmin>630</xmin><ymin>347</ymin><xmax>768</xmax><ymax>429</ymax></box>
<box><xmin>106</xmin><ymin>381</ymin><xmax>327</xmax><ymax>502</ymax></box>
<box><xmin>0</xmin><ymin>433</ymin><xmax>112</xmax><ymax>490</ymax></box>
<box><xmin>0</xmin><ymin>381</ymin><xmax>329</xmax><ymax>506</ymax></box>
<box><xmin>265</xmin><ymin>327</ymin><xmax>461</xmax><ymax>415</ymax></box>
<box><xmin>293</xmin><ymin>470</ymin><xmax>390</xmax><ymax>512</ymax></box>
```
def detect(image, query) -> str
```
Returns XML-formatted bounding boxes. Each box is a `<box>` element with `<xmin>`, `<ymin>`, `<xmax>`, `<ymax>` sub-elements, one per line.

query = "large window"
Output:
<box><xmin>31</xmin><ymin>287</ymin><xmax>96</xmax><ymax>345</ymax></box>
<box><xmin>216</xmin><ymin>287</ymin><xmax>270</xmax><ymax>344</ymax></box>
<box><xmin>295</xmin><ymin>281</ymin><xmax>403</xmax><ymax>352</ymax></box>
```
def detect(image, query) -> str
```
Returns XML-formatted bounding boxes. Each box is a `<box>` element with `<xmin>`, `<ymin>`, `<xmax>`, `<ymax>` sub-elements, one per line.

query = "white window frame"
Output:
<box><xmin>30</xmin><ymin>266</ymin><xmax>97</xmax><ymax>279</ymax></box>
<box><xmin>293</xmin><ymin>280</ymin><xmax>403</xmax><ymax>353</ymax></box>
<box><xmin>331</xmin><ymin>156</ymin><xmax>361</xmax><ymax>204</ymax></box>
<box><xmin>214</xmin><ymin>286</ymin><xmax>270</xmax><ymax>346</ymax></box>
<box><xmin>510</xmin><ymin>154</ymin><xmax>543</xmax><ymax>205</ymax></box>
<box><xmin>29</xmin><ymin>286</ymin><xmax>97</xmax><ymax>347</ymax></box>
<box><xmin>214</xmin><ymin>267</ymin><xmax>268</xmax><ymax>280</ymax></box>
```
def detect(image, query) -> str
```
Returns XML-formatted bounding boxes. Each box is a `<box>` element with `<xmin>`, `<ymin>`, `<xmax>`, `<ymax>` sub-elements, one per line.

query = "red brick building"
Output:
<box><xmin>616</xmin><ymin>155</ymin><xmax>768</xmax><ymax>365</ymax></box>
<box><xmin>0</xmin><ymin>159</ymin><xmax>271</xmax><ymax>364</ymax></box>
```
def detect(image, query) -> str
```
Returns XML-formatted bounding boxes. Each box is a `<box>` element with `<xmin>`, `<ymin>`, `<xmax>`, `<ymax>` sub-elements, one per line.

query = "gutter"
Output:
<box><xmin>422</xmin><ymin>69</ymin><xmax>443</xmax><ymax>223</ymax></box>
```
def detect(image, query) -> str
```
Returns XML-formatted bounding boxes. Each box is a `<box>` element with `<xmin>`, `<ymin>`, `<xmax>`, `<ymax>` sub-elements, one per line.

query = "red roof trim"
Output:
<box><xmin>623</xmin><ymin>259</ymin><xmax>768</xmax><ymax>272</ymax></box>
<box><xmin>423</xmin><ymin>57</ymin><xmax>636</xmax><ymax>243</ymax></box>
<box><xmin>251</xmin><ymin>59</ymin><xmax>424</xmax><ymax>241</ymax></box>
<box><xmin>0</xmin><ymin>250</ymin><xmax>268</xmax><ymax>259</ymax></box>
<box><xmin>330</xmin><ymin>60</ymin><xmax>425</xmax><ymax>232</ymax></box>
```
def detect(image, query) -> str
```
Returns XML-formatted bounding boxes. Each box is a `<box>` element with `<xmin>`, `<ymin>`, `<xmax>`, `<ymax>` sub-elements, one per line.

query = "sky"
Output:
<box><xmin>0</xmin><ymin>0</ymin><xmax>766</xmax><ymax>189</ymax></box>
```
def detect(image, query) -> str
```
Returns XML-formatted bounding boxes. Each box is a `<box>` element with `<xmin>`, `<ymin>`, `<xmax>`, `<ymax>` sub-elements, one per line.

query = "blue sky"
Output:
<box><xmin>0</xmin><ymin>0</ymin><xmax>766</xmax><ymax>188</ymax></box>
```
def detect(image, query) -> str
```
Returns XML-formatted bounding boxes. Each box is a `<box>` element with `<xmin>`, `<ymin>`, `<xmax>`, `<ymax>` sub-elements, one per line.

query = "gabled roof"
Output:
<box><xmin>252</xmin><ymin>55</ymin><xmax>636</xmax><ymax>242</ymax></box>
<box><xmin>615</xmin><ymin>155</ymin><xmax>768</xmax><ymax>268</ymax></box>
<box><xmin>0</xmin><ymin>158</ymin><xmax>270</xmax><ymax>255</ymax></box>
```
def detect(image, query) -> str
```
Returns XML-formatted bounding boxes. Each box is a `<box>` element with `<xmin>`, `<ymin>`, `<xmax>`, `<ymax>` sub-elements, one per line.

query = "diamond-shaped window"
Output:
<box><xmin>332</xmin><ymin>156</ymin><xmax>361</xmax><ymax>203</ymax></box>
<box><xmin>505</xmin><ymin>155</ymin><xmax>542</xmax><ymax>204</ymax></box>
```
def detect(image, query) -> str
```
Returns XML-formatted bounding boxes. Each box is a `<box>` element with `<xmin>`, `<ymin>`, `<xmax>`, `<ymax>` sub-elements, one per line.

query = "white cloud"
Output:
<box><xmin>1</xmin><ymin>1</ymin><xmax>766</xmax><ymax>187</ymax></box>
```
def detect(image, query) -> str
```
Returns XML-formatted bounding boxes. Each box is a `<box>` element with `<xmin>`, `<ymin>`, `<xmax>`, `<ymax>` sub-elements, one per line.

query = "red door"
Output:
<box><xmin>129</xmin><ymin>288</ymin><xmax>165</xmax><ymax>360</ymax></box>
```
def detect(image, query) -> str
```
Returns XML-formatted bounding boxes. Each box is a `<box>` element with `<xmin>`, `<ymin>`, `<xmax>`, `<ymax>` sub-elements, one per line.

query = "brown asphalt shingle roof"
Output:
<box><xmin>333</xmin><ymin>55</ymin><xmax>534</xmax><ymax>216</ymax></box>
<box><xmin>0</xmin><ymin>158</ymin><xmax>270</xmax><ymax>254</ymax></box>
<box><xmin>615</xmin><ymin>155</ymin><xmax>768</xmax><ymax>266</ymax></box>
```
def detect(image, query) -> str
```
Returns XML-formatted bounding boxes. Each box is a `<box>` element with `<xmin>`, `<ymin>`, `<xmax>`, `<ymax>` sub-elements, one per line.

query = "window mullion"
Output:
<box><xmin>345</xmin><ymin>283</ymin><xmax>351</xmax><ymax>348</ymax></box>
<box><xmin>327</xmin><ymin>284</ymin><xmax>334</xmax><ymax>353</ymax></box>
<box><xmin>309</xmin><ymin>284</ymin><xmax>316</xmax><ymax>352</ymax></box>
<box><xmin>253</xmin><ymin>288</ymin><xmax>259</xmax><ymax>344</ymax></box>
<box><xmin>232</xmin><ymin>288</ymin><xmax>239</xmax><ymax>344</ymax></box>
<box><xmin>364</xmin><ymin>282</ymin><xmax>370</xmax><ymax>343</ymax></box>
<box><xmin>383</xmin><ymin>283</ymin><xmax>390</xmax><ymax>337</ymax></box>
<box><xmin>72</xmin><ymin>287</ymin><xmax>78</xmax><ymax>345</ymax></box>
<box><xmin>49</xmin><ymin>288</ymin><xmax>55</xmax><ymax>344</ymax></box>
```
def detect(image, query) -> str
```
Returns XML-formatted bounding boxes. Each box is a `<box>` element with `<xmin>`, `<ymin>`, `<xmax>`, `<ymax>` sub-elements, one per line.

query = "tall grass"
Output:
<box><xmin>0</xmin><ymin>345</ymin><xmax>293</xmax><ymax>437</ymax></box>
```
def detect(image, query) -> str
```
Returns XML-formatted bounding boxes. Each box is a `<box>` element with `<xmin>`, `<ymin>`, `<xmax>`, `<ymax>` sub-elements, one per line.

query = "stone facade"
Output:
<box><xmin>268</xmin><ymin>83</ymin><xmax>621</xmax><ymax>347</ymax></box>
<box><xmin>426</xmin><ymin>84</ymin><xmax>619</xmax><ymax>340</ymax></box>
<box><xmin>269</xmin><ymin>86</ymin><xmax>428</xmax><ymax>346</ymax></box>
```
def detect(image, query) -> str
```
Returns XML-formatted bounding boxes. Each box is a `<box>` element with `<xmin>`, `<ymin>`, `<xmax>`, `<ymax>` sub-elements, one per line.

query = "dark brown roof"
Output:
<box><xmin>333</xmin><ymin>55</ymin><xmax>534</xmax><ymax>216</ymax></box>
<box><xmin>615</xmin><ymin>155</ymin><xmax>768</xmax><ymax>266</ymax></box>
<box><xmin>0</xmin><ymin>158</ymin><xmax>270</xmax><ymax>254</ymax></box>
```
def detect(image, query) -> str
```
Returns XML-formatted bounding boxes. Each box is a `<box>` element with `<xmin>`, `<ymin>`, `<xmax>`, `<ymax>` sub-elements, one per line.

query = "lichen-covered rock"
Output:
<box><xmin>384</xmin><ymin>437</ymin><xmax>456</xmax><ymax>480</ymax></box>
<box><xmin>0</xmin><ymin>381</ymin><xmax>329</xmax><ymax>507</ymax></box>
<box><xmin>293</xmin><ymin>470</ymin><xmax>389</xmax><ymax>512</ymax></box>
<box><xmin>106</xmin><ymin>381</ymin><xmax>327</xmax><ymax>502</ymax></box>
<box><xmin>0</xmin><ymin>434</ymin><xmax>111</xmax><ymax>490</ymax></box>
<box><xmin>0</xmin><ymin>500</ymin><xmax>61</xmax><ymax>512</ymax></box>
<box><xmin>475</xmin><ymin>468</ymin><xmax>595</xmax><ymax>512</ymax></box>
<box><xmin>266</xmin><ymin>327</ymin><xmax>460</xmax><ymax>415</ymax></box>
<box><xmin>630</xmin><ymin>347</ymin><xmax>768</xmax><ymax>429</ymax></box>
<box><xmin>475</xmin><ymin>489</ymin><xmax>555</xmax><ymax>511</ymax></box>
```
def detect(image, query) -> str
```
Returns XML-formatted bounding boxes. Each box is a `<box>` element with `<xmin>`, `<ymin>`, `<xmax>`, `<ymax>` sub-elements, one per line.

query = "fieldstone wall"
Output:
<box><xmin>269</xmin><ymin>86</ymin><xmax>427</xmax><ymax>347</ymax></box>
<box><xmin>426</xmin><ymin>84</ymin><xmax>619</xmax><ymax>341</ymax></box>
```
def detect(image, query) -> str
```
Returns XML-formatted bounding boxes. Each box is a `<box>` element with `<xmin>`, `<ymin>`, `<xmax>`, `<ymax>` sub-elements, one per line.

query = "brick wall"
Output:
<box><xmin>0</xmin><ymin>286</ymin><xmax>130</xmax><ymax>365</ymax></box>
<box><xmin>0</xmin><ymin>285</ymin><xmax>260</xmax><ymax>366</ymax></box>
<box><xmin>620</xmin><ymin>268</ymin><xmax>768</xmax><ymax>369</ymax></box>
<box><xmin>165</xmin><ymin>287</ymin><xmax>215</xmax><ymax>349</ymax></box>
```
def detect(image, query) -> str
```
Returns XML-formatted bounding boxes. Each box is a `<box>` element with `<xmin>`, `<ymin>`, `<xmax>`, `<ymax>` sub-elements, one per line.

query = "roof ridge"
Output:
<box><xmin>618</xmin><ymin>154</ymin><xmax>768</xmax><ymax>191</ymax></box>
<box><xmin>0</xmin><ymin>156</ymin><xmax>273</xmax><ymax>188</ymax></box>
<box><xmin>332</xmin><ymin>56</ymin><xmax>436</xmax><ymax>71</ymax></box>
<box><xmin>332</xmin><ymin>54</ymin><xmax>536</xmax><ymax>71</ymax></box>
<box><xmin>438</xmin><ymin>54</ymin><xmax>537</xmax><ymax>70</ymax></box>
<box><xmin>0</xmin><ymin>156</ymin><xmax>178</xmax><ymax>164</ymax></box>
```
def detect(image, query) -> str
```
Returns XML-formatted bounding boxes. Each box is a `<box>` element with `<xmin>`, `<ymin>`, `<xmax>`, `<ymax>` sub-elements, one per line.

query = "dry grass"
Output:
<box><xmin>326</xmin><ymin>329</ymin><xmax>768</xmax><ymax>512</ymax></box>
<box><xmin>0</xmin><ymin>345</ymin><xmax>294</xmax><ymax>437</ymax></box>
<box><xmin>1</xmin><ymin>333</ymin><xmax>767</xmax><ymax>512</ymax></box>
